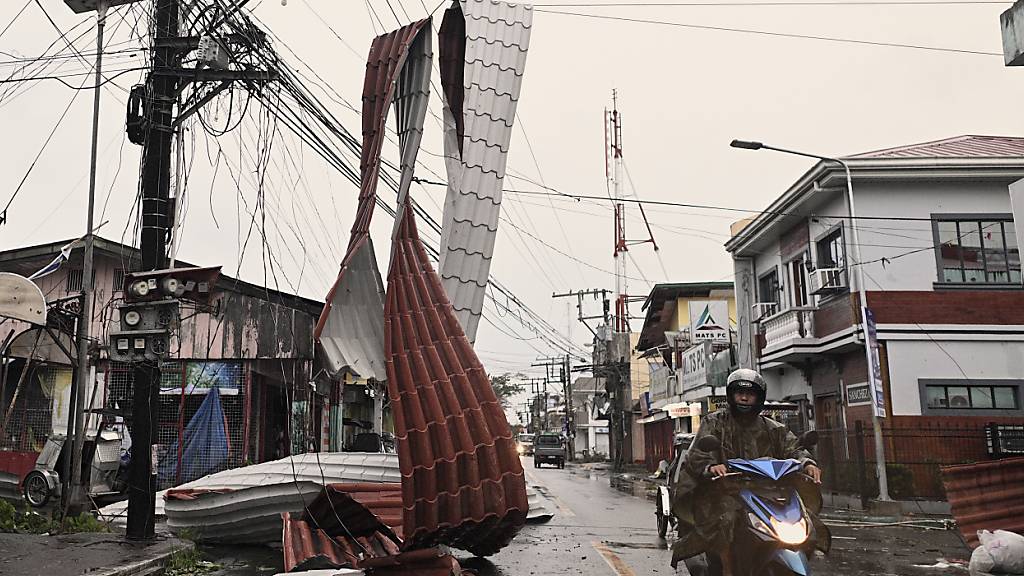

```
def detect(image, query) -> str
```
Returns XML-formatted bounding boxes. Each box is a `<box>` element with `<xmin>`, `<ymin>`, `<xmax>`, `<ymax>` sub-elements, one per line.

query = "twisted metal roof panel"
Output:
<box><xmin>385</xmin><ymin>200</ymin><xmax>528</xmax><ymax>555</ymax></box>
<box><xmin>437</xmin><ymin>0</ymin><xmax>533</xmax><ymax>344</ymax></box>
<box><xmin>314</xmin><ymin>20</ymin><xmax>432</xmax><ymax>381</ymax></box>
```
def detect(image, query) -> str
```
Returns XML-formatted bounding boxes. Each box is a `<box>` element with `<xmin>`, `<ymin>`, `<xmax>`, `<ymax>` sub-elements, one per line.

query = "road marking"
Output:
<box><xmin>592</xmin><ymin>541</ymin><xmax>638</xmax><ymax>576</ymax></box>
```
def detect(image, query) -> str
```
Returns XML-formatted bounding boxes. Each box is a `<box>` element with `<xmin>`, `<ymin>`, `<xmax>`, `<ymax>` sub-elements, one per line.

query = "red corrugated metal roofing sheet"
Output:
<box><xmin>941</xmin><ymin>456</ymin><xmax>1024</xmax><ymax>547</ymax></box>
<box><xmin>282</xmin><ymin>511</ymin><xmax>402</xmax><ymax>572</ymax></box>
<box><xmin>305</xmin><ymin>483</ymin><xmax>405</xmax><ymax>540</ymax></box>
<box><xmin>282</xmin><ymin>484</ymin><xmax>468</xmax><ymax>574</ymax></box>
<box><xmin>385</xmin><ymin>197</ymin><xmax>528</xmax><ymax>556</ymax></box>
<box><xmin>847</xmin><ymin>135</ymin><xmax>1024</xmax><ymax>159</ymax></box>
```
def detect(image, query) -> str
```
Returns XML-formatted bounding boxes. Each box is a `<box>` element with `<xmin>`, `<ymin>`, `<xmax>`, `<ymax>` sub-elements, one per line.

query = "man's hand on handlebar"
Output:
<box><xmin>709</xmin><ymin>464</ymin><xmax>729</xmax><ymax>478</ymax></box>
<box><xmin>804</xmin><ymin>464</ymin><xmax>822</xmax><ymax>484</ymax></box>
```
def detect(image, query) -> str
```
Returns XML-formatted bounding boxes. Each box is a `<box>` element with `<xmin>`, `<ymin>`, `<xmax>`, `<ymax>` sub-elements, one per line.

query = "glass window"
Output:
<box><xmin>926</xmin><ymin>384</ymin><xmax>1019</xmax><ymax>410</ymax></box>
<box><xmin>789</xmin><ymin>259</ymin><xmax>808</xmax><ymax>307</ymax></box>
<box><xmin>935</xmin><ymin>217</ymin><xmax>1021</xmax><ymax>285</ymax></box>
<box><xmin>1006</xmin><ymin>221</ymin><xmax>1021</xmax><ymax>283</ymax></box>
<box><xmin>994</xmin><ymin>387</ymin><xmax>1017</xmax><ymax>409</ymax></box>
<box><xmin>758</xmin><ymin>269</ymin><xmax>780</xmax><ymax>305</ymax></box>
<box><xmin>970</xmin><ymin>386</ymin><xmax>995</xmax><ymax>409</ymax></box>
<box><xmin>925</xmin><ymin>386</ymin><xmax>947</xmax><ymax>408</ymax></box>
<box><xmin>947</xmin><ymin>386</ymin><xmax>970</xmax><ymax>407</ymax></box>
<box><xmin>817</xmin><ymin>229</ymin><xmax>845</xmax><ymax>270</ymax></box>
<box><xmin>937</xmin><ymin>221</ymin><xmax>963</xmax><ymax>282</ymax></box>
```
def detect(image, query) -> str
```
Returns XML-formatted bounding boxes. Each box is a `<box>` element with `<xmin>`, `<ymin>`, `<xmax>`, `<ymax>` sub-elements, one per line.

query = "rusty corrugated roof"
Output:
<box><xmin>437</xmin><ymin>0</ymin><xmax>533</xmax><ymax>344</ymax></box>
<box><xmin>305</xmin><ymin>483</ymin><xmax>405</xmax><ymax>540</ymax></box>
<box><xmin>385</xmin><ymin>198</ymin><xmax>528</xmax><ymax>555</ymax></box>
<box><xmin>314</xmin><ymin>19</ymin><xmax>432</xmax><ymax>381</ymax></box>
<box><xmin>847</xmin><ymin>135</ymin><xmax>1024</xmax><ymax>159</ymax></box>
<box><xmin>282</xmin><ymin>484</ymin><xmax>468</xmax><ymax>575</ymax></box>
<box><xmin>282</xmin><ymin>510</ymin><xmax>401</xmax><ymax>572</ymax></box>
<box><xmin>940</xmin><ymin>456</ymin><xmax>1024</xmax><ymax>547</ymax></box>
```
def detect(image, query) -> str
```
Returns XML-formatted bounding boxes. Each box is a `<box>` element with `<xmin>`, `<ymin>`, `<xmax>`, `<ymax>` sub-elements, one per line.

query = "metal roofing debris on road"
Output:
<box><xmin>96</xmin><ymin>452</ymin><xmax>400</xmax><ymax>531</ymax></box>
<box><xmin>941</xmin><ymin>456</ymin><xmax>1024</xmax><ymax>548</ymax></box>
<box><xmin>315</xmin><ymin>18</ymin><xmax>433</xmax><ymax>383</ymax></box>
<box><xmin>438</xmin><ymin>0</ymin><xmax>533</xmax><ymax>344</ymax></box>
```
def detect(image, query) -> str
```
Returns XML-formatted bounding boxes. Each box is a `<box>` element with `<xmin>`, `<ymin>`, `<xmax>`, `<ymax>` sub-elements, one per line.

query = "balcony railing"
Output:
<box><xmin>762</xmin><ymin>307</ymin><xmax>815</xmax><ymax>349</ymax></box>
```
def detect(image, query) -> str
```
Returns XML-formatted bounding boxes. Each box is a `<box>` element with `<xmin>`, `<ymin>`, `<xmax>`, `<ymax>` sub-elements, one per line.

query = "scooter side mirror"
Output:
<box><xmin>799</xmin><ymin>430</ymin><xmax>819</xmax><ymax>449</ymax></box>
<box><xmin>695</xmin><ymin>435</ymin><xmax>722</xmax><ymax>453</ymax></box>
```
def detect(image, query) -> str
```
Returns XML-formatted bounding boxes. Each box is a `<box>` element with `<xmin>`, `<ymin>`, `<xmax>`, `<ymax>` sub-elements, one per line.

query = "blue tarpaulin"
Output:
<box><xmin>159</xmin><ymin>386</ymin><xmax>229</xmax><ymax>484</ymax></box>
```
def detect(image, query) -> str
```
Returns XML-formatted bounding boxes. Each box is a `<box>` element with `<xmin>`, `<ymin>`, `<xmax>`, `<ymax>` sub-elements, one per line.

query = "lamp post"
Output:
<box><xmin>730</xmin><ymin>139</ymin><xmax>891</xmax><ymax>502</ymax></box>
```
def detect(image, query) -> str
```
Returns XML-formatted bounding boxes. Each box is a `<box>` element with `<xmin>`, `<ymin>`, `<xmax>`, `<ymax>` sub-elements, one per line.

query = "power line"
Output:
<box><xmin>414</xmin><ymin>181</ymin><xmax>949</xmax><ymax>222</ymax></box>
<box><xmin>533</xmin><ymin>8</ymin><xmax>1003</xmax><ymax>56</ymax></box>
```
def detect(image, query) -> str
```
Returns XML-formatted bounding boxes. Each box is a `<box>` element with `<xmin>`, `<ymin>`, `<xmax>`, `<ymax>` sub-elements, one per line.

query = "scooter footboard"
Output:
<box><xmin>770</xmin><ymin>549</ymin><xmax>810</xmax><ymax>575</ymax></box>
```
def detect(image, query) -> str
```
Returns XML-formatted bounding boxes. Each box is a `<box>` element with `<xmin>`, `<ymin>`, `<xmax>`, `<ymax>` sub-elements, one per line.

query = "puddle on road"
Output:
<box><xmin>609</xmin><ymin>476</ymin><xmax>655</xmax><ymax>500</ymax></box>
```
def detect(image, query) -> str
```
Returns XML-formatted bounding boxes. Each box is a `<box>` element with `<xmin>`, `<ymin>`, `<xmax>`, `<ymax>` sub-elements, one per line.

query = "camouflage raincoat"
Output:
<box><xmin>669</xmin><ymin>409</ymin><xmax>826</xmax><ymax>567</ymax></box>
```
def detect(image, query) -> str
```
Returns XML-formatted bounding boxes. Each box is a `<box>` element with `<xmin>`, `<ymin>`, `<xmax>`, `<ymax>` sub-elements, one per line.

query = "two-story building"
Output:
<box><xmin>635</xmin><ymin>282</ymin><xmax>736</xmax><ymax>470</ymax></box>
<box><xmin>727</xmin><ymin>135</ymin><xmax>1024</xmax><ymax>499</ymax></box>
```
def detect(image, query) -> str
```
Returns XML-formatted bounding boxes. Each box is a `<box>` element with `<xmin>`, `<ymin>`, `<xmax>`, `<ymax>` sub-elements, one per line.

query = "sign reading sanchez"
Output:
<box><xmin>688</xmin><ymin>300</ymin><xmax>729</xmax><ymax>343</ymax></box>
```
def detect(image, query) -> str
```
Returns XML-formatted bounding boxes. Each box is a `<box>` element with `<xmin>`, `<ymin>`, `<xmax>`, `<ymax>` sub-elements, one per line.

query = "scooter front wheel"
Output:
<box><xmin>657</xmin><ymin>511</ymin><xmax>669</xmax><ymax>539</ymax></box>
<box><xmin>23</xmin><ymin>472</ymin><xmax>51</xmax><ymax>508</ymax></box>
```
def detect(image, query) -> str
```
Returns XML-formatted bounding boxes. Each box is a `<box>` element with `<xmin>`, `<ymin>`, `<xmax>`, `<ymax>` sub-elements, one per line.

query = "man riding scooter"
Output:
<box><xmin>670</xmin><ymin>369</ymin><xmax>829</xmax><ymax>576</ymax></box>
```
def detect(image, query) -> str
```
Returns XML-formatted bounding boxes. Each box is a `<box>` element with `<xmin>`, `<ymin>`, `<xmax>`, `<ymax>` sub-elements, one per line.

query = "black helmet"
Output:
<box><xmin>726</xmin><ymin>368</ymin><xmax>767</xmax><ymax>416</ymax></box>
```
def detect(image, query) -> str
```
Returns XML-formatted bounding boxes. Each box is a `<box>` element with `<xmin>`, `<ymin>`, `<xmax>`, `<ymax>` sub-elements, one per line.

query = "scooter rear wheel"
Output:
<box><xmin>23</xmin><ymin>472</ymin><xmax>51</xmax><ymax>508</ymax></box>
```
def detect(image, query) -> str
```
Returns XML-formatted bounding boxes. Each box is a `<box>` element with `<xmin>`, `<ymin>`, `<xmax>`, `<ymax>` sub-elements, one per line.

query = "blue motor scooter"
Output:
<box><xmin>682</xmin><ymin>433</ymin><xmax>829</xmax><ymax>576</ymax></box>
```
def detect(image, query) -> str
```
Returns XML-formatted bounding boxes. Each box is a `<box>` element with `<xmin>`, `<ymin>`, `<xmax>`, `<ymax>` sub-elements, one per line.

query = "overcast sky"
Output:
<box><xmin>2</xmin><ymin>0</ymin><xmax>1023</xmax><ymax>404</ymax></box>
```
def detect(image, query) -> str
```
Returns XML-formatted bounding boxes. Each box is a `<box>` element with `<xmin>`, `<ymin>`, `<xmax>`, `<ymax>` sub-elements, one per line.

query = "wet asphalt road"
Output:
<box><xmin>455</xmin><ymin>457</ymin><xmax>675</xmax><ymax>576</ymax></box>
<box><xmin>202</xmin><ymin>457</ymin><xmax>971</xmax><ymax>575</ymax></box>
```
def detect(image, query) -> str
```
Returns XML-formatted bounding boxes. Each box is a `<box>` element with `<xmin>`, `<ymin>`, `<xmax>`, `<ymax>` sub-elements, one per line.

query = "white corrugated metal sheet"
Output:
<box><xmin>390</xmin><ymin>19</ymin><xmax>434</xmax><ymax>234</ymax></box>
<box><xmin>96</xmin><ymin>452</ymin><xmax>401</xmax><ymax>528</ymax></box>
<box><xmin>438</xmin><ymin>0</ymin><xmax>533</xmax><ymax>344</ymax></box>
<box><xmin>165</xmin><ymin>480</ymin><xmax>324</xmax><ymax>544</ymax></box>
<box><xmin>316</xmin><ymin>240</ymin><xmax>387</xmax><ymax>382</ymax></box>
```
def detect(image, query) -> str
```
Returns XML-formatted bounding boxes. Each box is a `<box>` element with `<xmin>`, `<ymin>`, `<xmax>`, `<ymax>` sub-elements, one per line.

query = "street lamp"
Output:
<box><xmin>730</xmin><ymin>138</ymin><xmax>891</xmax><ymax>502</ymax></box>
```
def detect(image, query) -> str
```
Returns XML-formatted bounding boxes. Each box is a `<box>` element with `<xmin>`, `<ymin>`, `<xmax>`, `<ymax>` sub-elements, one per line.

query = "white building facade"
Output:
<box><xmin>728</xmin><ymin>136</ymin><xmax>1024</xmax><ymax>437</ymax></box>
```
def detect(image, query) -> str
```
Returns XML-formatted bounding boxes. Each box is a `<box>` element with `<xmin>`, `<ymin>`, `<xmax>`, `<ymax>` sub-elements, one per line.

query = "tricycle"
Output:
<box><xmin>23</xmin><ymin>418</ymin><xmax>129</xmax><ymax>508</ymax></box>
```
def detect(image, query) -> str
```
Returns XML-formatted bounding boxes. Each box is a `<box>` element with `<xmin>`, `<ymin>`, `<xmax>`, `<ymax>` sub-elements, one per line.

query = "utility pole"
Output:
<box><xmin>62</xmin><ymin>0</ymin><xmax>113</xmax><ymax>516</ymax></box>
<box><xmin>126</xmin><ymin>0</ymin><xmax>276</xmax><ymax>540</ymax></box>
<box><xmin>553</xmin><ymin>289</ymin><xmax>610</xmax><ymax>336</ymax></box>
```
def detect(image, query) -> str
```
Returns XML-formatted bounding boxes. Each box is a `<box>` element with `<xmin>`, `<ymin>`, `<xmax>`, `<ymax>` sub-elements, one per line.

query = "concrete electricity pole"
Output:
<box><xmin>125</xmin><ymin>0</ymin><xmax>275</xmax><ymax>539</ymax></box>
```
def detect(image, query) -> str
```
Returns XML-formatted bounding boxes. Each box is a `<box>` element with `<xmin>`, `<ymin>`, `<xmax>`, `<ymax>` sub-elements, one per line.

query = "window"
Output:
<box><xmin>935</xmin><ymin>217</ymin><xmax>1021</xmax><ymax>284</ymax></box>
<box><xmin>816</xmin><ymin>228</ymin><xmax>846</xmax><ymax>270</ymax></box>
<box><xmin>758</xmin><ymin>268</ymin><xmax>780</xmax><ymax>305</ymax></box>
<box><xmin>66</xmin><ymin>268</ymin><xmax>83</xmax><ymax>293</ymax></box>
<box><xmin>112</xmin><ymin>268</ymin><xmax>126</xmax><ymax>292</ymax></box>
<box><xmin>788</xmin><ymin>258</ymin><xmax>809</xmax><ymax>307</ymax></box>
<box><xmin>925</xmin><ymin>384</ymin><xmax>1018</xmax><ymax>410</ymax></box>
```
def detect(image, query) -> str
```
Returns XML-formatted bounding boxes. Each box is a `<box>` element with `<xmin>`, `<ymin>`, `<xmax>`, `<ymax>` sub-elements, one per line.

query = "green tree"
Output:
<box><xmin>490</xmin><ymin>372</ymin><xmax>525</xmax><ymax>408</ymax></box>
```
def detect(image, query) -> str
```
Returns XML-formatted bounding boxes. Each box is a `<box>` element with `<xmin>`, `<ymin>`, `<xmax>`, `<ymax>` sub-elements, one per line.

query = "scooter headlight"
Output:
<box><xmin>770</xmin><ymin>517</ymin><xmax>809</xmax><ymax>545</ymax></box>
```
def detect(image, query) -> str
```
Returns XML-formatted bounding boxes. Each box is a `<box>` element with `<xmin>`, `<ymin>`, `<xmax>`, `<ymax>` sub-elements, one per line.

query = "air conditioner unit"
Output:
<box><xmin>809</xmin><ymin>267</ymin><xmax>846</xmax><ymax>295</ymax></box>
<box><xmin>751</xmin><ymin>302</ymin><xmax>778</xmax><ymax>322</ymax></box>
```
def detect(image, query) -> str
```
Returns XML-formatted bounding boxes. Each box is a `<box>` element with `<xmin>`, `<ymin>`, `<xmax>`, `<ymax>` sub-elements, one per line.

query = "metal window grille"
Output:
<box><xmin>112</xmin><ymin>269</ymin><xmax>126</xmax><ymax>293</ymax></box>
<box><xmin>66</xmin><ymin>269</ymin><xmax>84</xmax><ymax>293</ymax></box>
<box><xmin>1</xmin><ymin>365</ymin><xmax>62</xmax><ymax>452</ymax></box>
<box><xmin>105</xmin><ymin>361</ymin><xmax>248</xmax><ymax>490</ymax></box>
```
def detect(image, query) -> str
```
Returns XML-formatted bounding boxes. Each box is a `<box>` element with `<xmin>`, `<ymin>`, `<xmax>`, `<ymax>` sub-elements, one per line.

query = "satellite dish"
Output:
<box><xmin>0</xmin><ymin>273</ymin><xmax>46</xmax><ymax>325</ymax></box>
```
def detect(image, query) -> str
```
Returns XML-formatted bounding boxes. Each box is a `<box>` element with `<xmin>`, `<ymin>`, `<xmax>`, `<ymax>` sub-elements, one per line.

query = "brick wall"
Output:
<box><xmin>780</xmin><ymin>221</ymin><xmax>810</xmax><ymax>259</ymax></box>
<box><xmin>814</xmin><ymin>293</ymin><xmax>857</xmax><ymax>338</ymax></box>
<box><xmin>867</xmin><ymin>290</ymin><xmax>1024</xmax><ymax>325</ymax></box>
